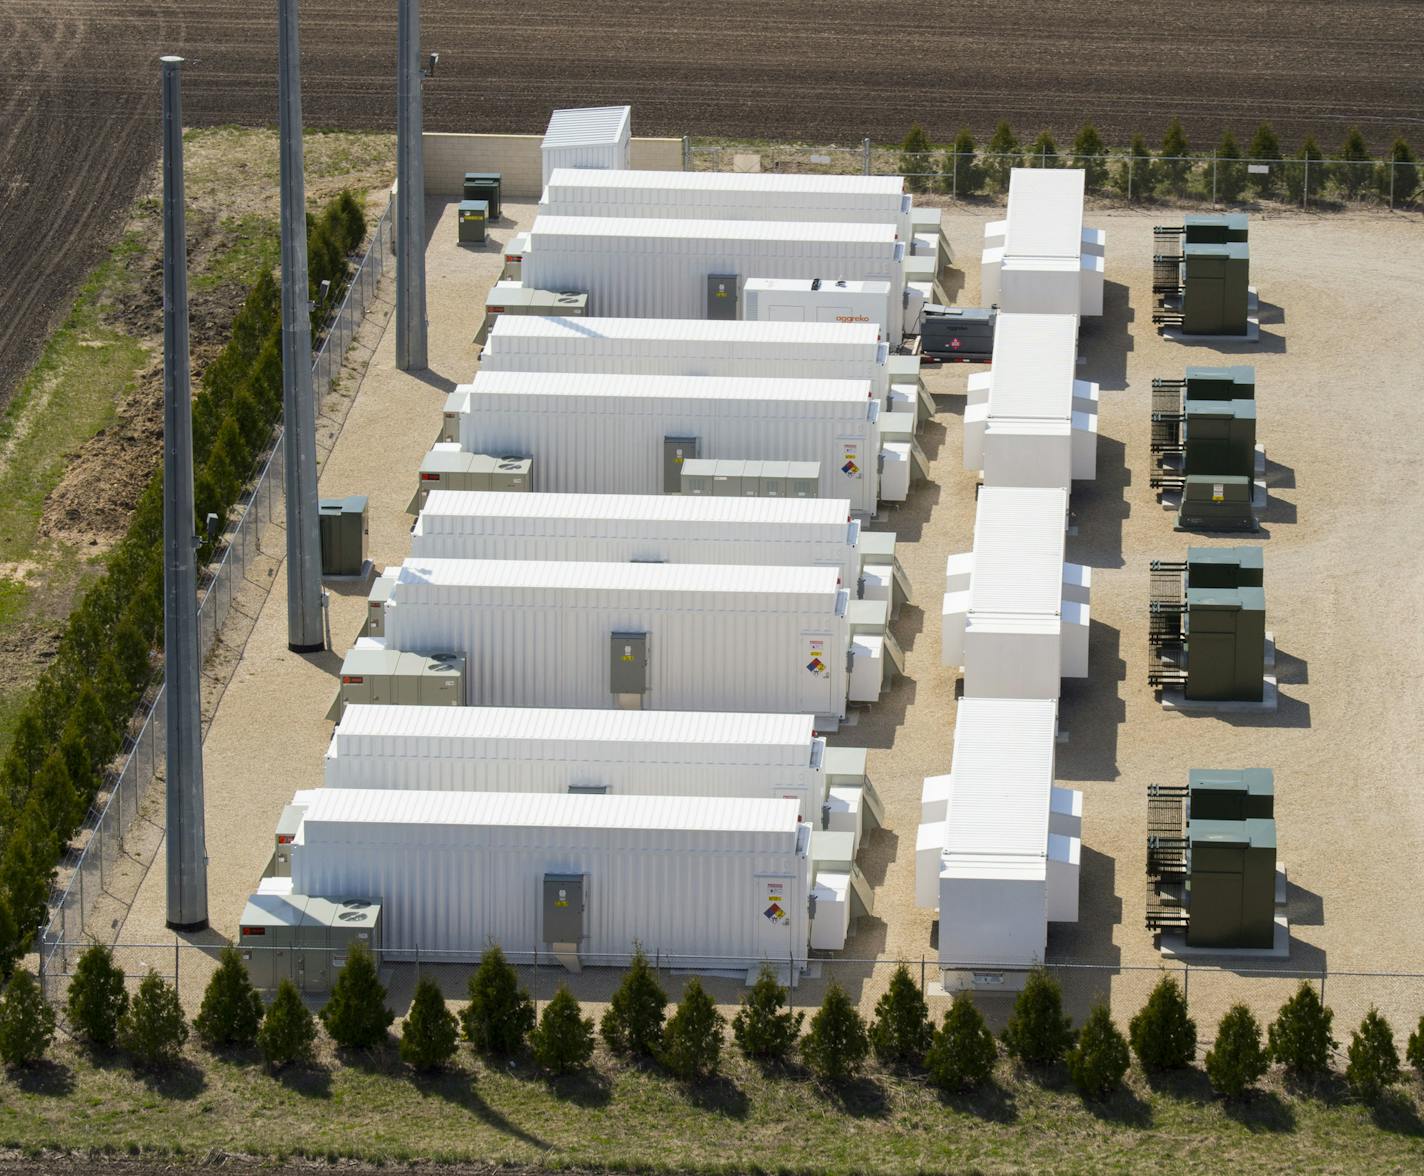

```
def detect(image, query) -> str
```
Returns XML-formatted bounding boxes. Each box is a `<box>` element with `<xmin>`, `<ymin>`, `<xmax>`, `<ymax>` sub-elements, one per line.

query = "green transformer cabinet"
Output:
<box><xmin>319</xmin><ymin>495</ymin><xmax>368</xmax><ymax>577</ymax></box>
<box><xmin>463</xmin><ymin>172</ymin><xmax>501</xmax><ymax>218</ymax></box>
<box><xmin>1183</xmin><ymin>213</ymin><xmax>1249</xmax><ymax>245</ymax></box>
<box><xmin>1186</xmin><ymin>365</ymin><xmax>1255</xmax><ymax>400</ymax></box>
<box><xmin>1186</xmin><ymin>546</ymin><xmax>1263</xmax><ymax>589</ymax></box>
<box><xmin>1182</xmin><ymin>243</ymin><xmax>1251</xmax><ymax>336</ymax></box>
<box><xmin>1188</xmin><ymin>768</ymin><xmax>1275</xmax><ymax>820</ymax></box>
<box><xmin>1177</xmin><ymin>474</ymin><xmax>1257</xmax><ymax>531</ymax></box>
<box><xmin>458</xmin><ymin>199</ymin><xmax>489</xmax><ymax>244</ymax></box>
<box><xmin>1183</xmin><ymin>399</ymin><xmax>1256</xmax><ymax>478</ymax></box>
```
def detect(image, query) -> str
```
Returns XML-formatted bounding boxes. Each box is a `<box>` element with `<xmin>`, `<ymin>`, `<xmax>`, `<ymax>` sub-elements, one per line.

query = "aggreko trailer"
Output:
<box><xmin>380</xmin><ymin>558</ymin><xmax>857</xmax><ymax>719</ymax></box>
<box><xmin>454</xmin><ymin>370</ymin><xmax>889</xmax><ymax>511</ymax></box>
<box><xmin>519</xmin><ymin>215</ymin><xmax>908</xmax><ymax>339</ymax></box>
<box><xmin>289</xmin><ymin>788</ymin><xmax>813</xmax><ymax>970</ymax></box>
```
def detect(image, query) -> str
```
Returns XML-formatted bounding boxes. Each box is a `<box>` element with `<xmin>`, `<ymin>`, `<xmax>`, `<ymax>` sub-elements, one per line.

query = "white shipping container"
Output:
<box><xmin>741</xmin><ymin>278</ymin><xmax>897</xmax><ymax>341</ymax></box>
<box><xmin>541</xmin><ymin>106</ymin><xmax>631</xmax><ymax>190</ymax></box>
<box><xmin>542</xmin><ymin>168</ymin><xmax>911</xmax><ymax>240</ymax></box>
<box><xmin>291</xmin><ymin>788</ymin><xmax>812</xmax><ymax>968</ymax></box>
<box><xmin>456</xmin><ymin>370</ymin><xmax>884</xmax><ymax>513</ymax></box>
<box><xmin>482</xmin><ymin>315</ymin><xmax>890</xmax><ymax>393</ymax></box>
<box><xmin>521</xmin><ymin>215</ymin><xmax>907</xmax><ymax>339</ymax></box>
<box><xmin>980</xmin><ymin>168</ymin><xmax>1104</xmax><ymax>317</ymax></box>
<box><xmin>412</xmin><ymin>490</ymin><xmax>861</xmax><ymax>590</ymax></box>
<box><xmin>382</xmin><ymin>558</ymin><xmax>853</xmax><ymax>719</ymax></box>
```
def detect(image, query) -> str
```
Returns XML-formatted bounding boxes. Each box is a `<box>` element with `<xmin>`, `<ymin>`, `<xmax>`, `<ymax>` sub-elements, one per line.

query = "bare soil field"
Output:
<box><xmin>4</xmin><ymin>0</ymin><xmax>1421</xmax><ymax>408</ymax></box>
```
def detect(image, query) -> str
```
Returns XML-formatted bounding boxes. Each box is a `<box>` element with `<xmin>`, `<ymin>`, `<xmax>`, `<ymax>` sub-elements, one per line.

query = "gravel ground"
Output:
<box><xmin>113</xmin><ymin>198</ymin><xmax>1424</xmax><ymax>1037</ymax></box>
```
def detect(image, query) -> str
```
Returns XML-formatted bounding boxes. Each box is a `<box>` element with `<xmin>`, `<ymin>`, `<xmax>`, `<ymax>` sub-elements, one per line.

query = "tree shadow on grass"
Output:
<box><xmin>9</xmin><ymin>1059</ymin><xmax>75</xmax><ymax>1096</ymax></box>
<box><xmin>273</xmin><ymin>1060</ymin><xmax>333</xmax><ymax>1099</ymax></box>
<box><xmin>936</xmin><ymin>1080</ymin><xmax>1018</xmax><ymax>1124</ymax></box>
<box><xmin>683</xmin><ymin>1072</ymin><xmax>750</xmax><ymax>1119</ymax></box>
<box><xmin>1221</xmin><ymin>1089</ymin><xmax>1297</xmax><ymax>1133</ymax></box>
<box><xmin>817</xmin><ymin>1074</ymin><xmax>890</xmax><ymax>1119</ymax></box>
<box><xmin>132</xmin><ymin>1055</ymin><xmax>206</xmax><ymax>1100</ymax></box>
<box><xmin>410</xmin><ymin>1065</ymin><xmax>552</xmax><ymax>1152</ymax></box>
<box><xmin>1370</xmin><ymin>1090</ymin><xmax>1424</xmax><ymax>1136</ymax></box>
<box><xmin>1080</xmin><ymin>1084</ymin><xmax>1153</xmax><ymax>1128</ymax></box>
<box><xmin>1140</xmin><ymin>1066</ymin><xmax>1217</xmax><ymax>1106</ymax></box>
<box><xmin>543</xmin><ymin>1067</ymin><xmax>613</xmax><ymax>1108</ymax></box>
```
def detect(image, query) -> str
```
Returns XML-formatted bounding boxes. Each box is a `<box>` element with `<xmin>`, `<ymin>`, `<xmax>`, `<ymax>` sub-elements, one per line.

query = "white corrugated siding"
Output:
<box><xmin>541</xmin><ymin>107</ymin><xmax>632</xmax><ymax>189</ymax></box>
<box><xmin>988</xmin><ymin>313</ymin><xmax>1080</xmax><ymax>419</ymax></box>
<box><xmin>968</xmin><ymin>487</ymin><xmax>1067</xmax><ymax>617</ymax></box>
<box><xmin>456</xmin><ymin>371</ymin><xmax>880</xmax><ymax>512</ymax></box>
<box><xmin>521</xmin><ymin>215</ymin><xmax>906</xmax><ymax>337</ymax></box>
<box><xmin>411</xmin><ymin>490</ymin><xmax>857</xmax><ymax>586</ymax></box>
<box><xmin>1004</xmin><ymin>169</ymin><xmax>1085</xmax><ymax>260</ymax></box>
<box><xmin>291</xmin><ymin>788</ymin><xmax>811</xmax><ymax>964</ymax></box>
<box><xmin>382</xmin><ymin>558</ymin><xmax>850</xmax><ymax>717</ymax></box>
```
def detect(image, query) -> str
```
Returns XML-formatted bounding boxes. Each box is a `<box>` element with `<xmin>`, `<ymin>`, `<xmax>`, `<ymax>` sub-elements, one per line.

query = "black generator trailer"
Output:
<box><xmin>919</xmin><ymin>306</ymin><xmax>996</xmax><ymax>363</ymax></box>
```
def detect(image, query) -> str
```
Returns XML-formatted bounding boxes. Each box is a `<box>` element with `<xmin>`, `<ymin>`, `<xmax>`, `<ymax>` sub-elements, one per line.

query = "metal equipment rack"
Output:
<box><xmin>1147</xmin><ymin>560</ymin><xmax>1188</xmax><ymax>687</ymax></box>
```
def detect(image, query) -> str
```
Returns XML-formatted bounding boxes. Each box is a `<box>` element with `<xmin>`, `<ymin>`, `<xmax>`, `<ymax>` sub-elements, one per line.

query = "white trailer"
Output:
<box><xmin>541</xmin><ymin>106</ymin><xmax>631</xmax><ymax>190</ymax></box>
<box><xmin>740</xmin><ymin>278</ymin><xmax>905</xmax><ymax>340</ymax></box>
<box><xmin>322</xmin><ymin>704</ymin><xmax>878</xmax><ymax>844</ymax></box>
<box><xmin>963</xmin><ymin>313</ymin><xmax>1099</xmax><ymax>487</ymax></box>
<box><xmin>981</xmin><ymin>169</ymin><xmax>1104</xmax><ymax>316</ymax></box>
<box><xmin>520</xmin><ymin>215</ymin><xmax>908</xmax><ymax>339</ymax></box>
<box><xmin>454</xmin><ymin>370</ymin><xmax>891</xmax><ymax>512</ymax></box>
<box><xmin>381</xmin><ymin>558</ymin><xmax>858</xmax><ymax>720</ymax></box>
<box><xmin>941</xmin><ymin>487</ymin><xmax>1090</xmax><ymax>698</ymax></box>
<box><xmin>290</xmin><ymin>788</ymin><xmax>813</xmax><ymax>972</ymax></box>
<box><xmin>914</xmin><ymin>698</ymin><xmax>1082</xmax><ymax>991</ymax></box>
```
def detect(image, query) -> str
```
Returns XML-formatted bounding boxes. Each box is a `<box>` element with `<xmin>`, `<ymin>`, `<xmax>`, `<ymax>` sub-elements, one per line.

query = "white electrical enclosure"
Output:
<box><xmin>382</xmin><ymin>558</ymin><xmax>855</xmax><ymax>718</ymax></box>
<box><xmin>521</xmin><ymin>215</ymin><xmax>907</xmax><ymax>339</ymax></box>
<box><xmin>981</xmin><ymin>169</ymin><xmax>1104</xmax><ymax>316</ymax></box>
<box><xmin>541</xmin><ymin>168</ymin><xmax>911</xmax><ymax>239</ymax></box>
<box><xmin>963</xmin><ymin>313</ymin><xmax>1098</xmax><ymax>486</ymax></box>
<box><xmin>540</xmin><ymin>106</ymin><xmax>631</xmax><ymax>190</ymax></box>
<box><xmin>454</xmin><ymin>370</ymin><xmax>886</xmax><ymax>512</ymax></box>
<box><xmin>290</xmin><ymin>789</ymin><xmax>812</xmax><ymax>969</ymax></box>
<box><xmin>482</xmin><ymin>315</ymin><xmax>891</xmax><ymax>393</ymax></box>
<box><xmin>411</xmin><ymin>490</ymin><xmax>864</xmax><ymax>591</ymax></box>
<box><xmin>741</xmin><ymin>278</ymin><xmax>897</xmax><ymax>341</ymax></box>
<box><xmin>912</xmin><ymin>698</ymin><xmax>1081</xmax><ymax>987</ymax></box>
<box><xmin>941</xmin><ymin>487</ymin><xmax>1089</xmax><ymax>698</ymax></box>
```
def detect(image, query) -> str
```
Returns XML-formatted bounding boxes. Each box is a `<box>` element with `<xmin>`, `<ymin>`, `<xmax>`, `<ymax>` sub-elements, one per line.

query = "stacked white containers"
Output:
<box><xmin>963</xmin><ymin>313</ymin><xmax>1099</xmax><ymax>487</ymax></box>
<box><xmin>455</xmin><ymin>370</ymin><xmax>886</xmax><ymax>512</ymax></box>
<box><xmin>981</xmin><ymin>169</ymin><xmax>1105</xmax><ymax>316</ymax></box>
<box><xmin>941</xmin><ymin>487</ymin><xmax>1090</xmax><ymax>698</ymax></box>
<box><xmin>540</xmin><ymin>106</ymin><xmax>632</xmax><ymax>190</ymax></box>
<box><xmin>381</xmin><ymin>558</ymin><xmax>852</xmax><ymax>719</ymax></box>
<box><xmin>411</xmin><ymin>491</ymin><xmax>862</xmax><ymax>589</ymax></box>
<box><xmin>520</xmin><ymin>216</ymin><xmax>907</xmax><ymax>339</ymax></box>
<box><xmin>290</xmin><ymin>789</ymin><xmax>812</xmax><ymax>967</ymax></box>
<box><xmin>914</xmin><ymin>699</ymin><xmax>1081</xmax><ymax>988</ymax></box>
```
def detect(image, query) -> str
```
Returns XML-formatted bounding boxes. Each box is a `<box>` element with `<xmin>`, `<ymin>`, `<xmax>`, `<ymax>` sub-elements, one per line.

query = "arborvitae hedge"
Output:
<box><xmin>0</xmin><ymin>192</ymin><xmax>366</xmax><ymax>976</ymax></box>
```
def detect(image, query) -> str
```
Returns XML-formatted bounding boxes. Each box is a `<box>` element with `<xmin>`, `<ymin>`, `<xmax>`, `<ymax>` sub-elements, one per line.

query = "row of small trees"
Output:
<box><xmin>896</xmin><ymin>120</ymin><xmax>1421</xmax><ymax>205</ymax></box>
<box><xmin>6</xmin><ymin>945</ymin><xmax>1423</xmax><ymax>1109</ymax></box>
<box><xmin>0</xmin><ymin>192</ymin><xmax>368</xmax><ymax>980</ymax></box>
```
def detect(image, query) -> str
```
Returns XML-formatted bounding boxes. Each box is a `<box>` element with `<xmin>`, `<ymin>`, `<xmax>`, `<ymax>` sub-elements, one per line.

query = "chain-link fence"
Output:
<box><xmin>36</xmin><ymin>201</ymin><xmax>394</xmax><ymax>983</ymax></box>
<box><xmin>41</xmin><ymin>941</ymin><xmax>1424</xmax><ymax>1062</ymax></box>
<box><xmin>688</xmin><ymin>141</ymin><xmax>1421</xmax><ymax>211</ymax></box>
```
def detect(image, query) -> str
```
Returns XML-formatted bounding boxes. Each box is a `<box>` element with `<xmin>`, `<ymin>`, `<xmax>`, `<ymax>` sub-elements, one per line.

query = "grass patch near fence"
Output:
<box><xmin>1</xmin><ymin>1042</ymin><xmax>1422</xmax><ymax>1173</ymax></box>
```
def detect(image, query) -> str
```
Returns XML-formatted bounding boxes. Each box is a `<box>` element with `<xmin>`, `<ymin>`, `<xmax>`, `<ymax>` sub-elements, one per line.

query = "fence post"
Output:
<box><xmin>1127</xmin><ymin>156</ymin><xmax>1133</xmax><ymax>202</ymax></box>
<box><xmin>682</xmin><ymin>134</ymin><xmax>690</xmax><ymax>172</ymax></box>
<box><xmin>1319</xmin><ymin>966</ymin><xmax>1326</xmax><ymax>1006</ymax></box>
<box><xmin>952</xmin><ymin>152</ymin><xmax>958</xmax><ymax>200</ymax></box>
<box><xmin>863</xmin><ymin>137</ymin><xmax>871</xmax><ymax>176</ymax></box>
<box><xmin>174</xmin><ymin>935</ymin><xmax>180</xmax><ymax>989</ymax></box>
<box><xmin>1211</xmin><ymin>153</ymin><xmax>1217</xmax><ymax>204</ymax></box>
<box><xmin>1183</xmin><ymin>963</ymin><xmax>1189</xmax><ymax>1003</ymax></box>
<box><xmin>35</xmin><ymin>924</ymin><xmax>45</xmax><ymax>998</ymax></box>
<box><xmin>1390</xmin><ymin>160</ymin><xmax>1396</xmax><ymax>210</ymax></box>
<box><xmin>1303</xmin><ymin>157</ymin><xmax>1309</xmax><ymax>210</ymax></box>
<box><xmin>77</xmin><ymin>860</ymin><xmax>84</xmax><ymax>928</ymax></box>
<box><xmin>920</xmin><ymin>955</ymin><xmax>926</xmax><ymax>993</ymax></box>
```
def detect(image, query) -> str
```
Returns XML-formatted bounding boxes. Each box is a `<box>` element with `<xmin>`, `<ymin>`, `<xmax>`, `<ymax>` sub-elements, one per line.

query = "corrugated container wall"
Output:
<box><xmin>382</xmin><ymin>558</ymin><xmax>852</xmax><ymax>719</ymax></box>
<box><xmin>457</xmin><ymin>370</ymin><xmax>881</xmax><ymax>514</ymax></box>
<box><xmin>324</xmin><ymin>704</ymin><xmax>828</xmax><ymax>812</ymax></box>
<box><xmin>481</xmin><ymin>315</ymin><xmax>889</xmax><ymax>392</ymax></box>
<box><xmin>540</xmin><ymin>106</ymin><xmax>631</xmax><ymax>190</ymax></box>
<box><xmin>411</xmin><ymin>490</ymin><xmax>860</xmax><ymax>589</ymax></box>
<box><xmin>291</xmin><ymin>789</ymin><xmax>812</xmax><ymax>967</ymax></box>
<box><xmin>521</xmin><ymin>216</ymin><xmax>906</xmax><ymax>339</ymax></box>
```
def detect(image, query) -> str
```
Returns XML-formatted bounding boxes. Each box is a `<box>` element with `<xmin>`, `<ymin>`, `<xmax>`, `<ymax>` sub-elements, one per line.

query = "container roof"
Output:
<box><xmin>530</xmin><ymin>214</ymin><xmax>898</xmax><ymax>245</ymax></box>
<box><xmin>392</xmin><ymin>557</ymin><xmax>841</xmax><ymax>598</ymax></box>
<box><xmin>541</xmin><ymin>106</ymin><xmax>631</xmax><ymax>149</ymax></box>
<box><xmin>466</xmin><ymin>369</ymin><xmax>874</xmax><ymax>405</ymax></box>
<box><xmin>417</xmin><ymin>489</ymin><xmax>851</xmax><ymax>528</ymax></box>
<box><xmin>488</xmin><ymin>315</ymin><xmax>882</xmax><ymax>348</ymax></box>
<box><xmin>300</xmin><ymin>787</ymin><xmax>802</xmax><ymax>835</ymax></box>
<box><xmin>1004</xmin><ymin>168</ymin><xmax>1086</xmax><ymax>260</ymax></box>
<box><xmin>968</xmin><ymin>487</ymin><xmax>1068</xmax><ymax>617</ymax></box>
<box><xmin>545</xmin><ymin>167</ymin><xmax>905</xmax><ymax>197</ymax></box>
<box><xmin>988</xmin><ymin>313</ymin><xmax>1080</xmax><ymax>419</ymax></box>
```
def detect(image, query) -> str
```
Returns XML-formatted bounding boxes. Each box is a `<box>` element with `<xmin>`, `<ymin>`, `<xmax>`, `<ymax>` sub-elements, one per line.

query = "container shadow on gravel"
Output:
<box><xmin>892</xmin><ymin>602</ymin><xmax>924</xmax><ymax>650</ymax></box>
<box><xmin>1055</xmin><ymin>620</ymin><xmax>1125</xmax><ymax>781</ymax></box>
<box><xmin>1084</xmin><ymin>279</ymin><xmax>1133</xmax><ymax>392</ymax></box>
<box><xmin>1222</xmin><ymin>1088</ymin><xmax>1298</xmax><ymax>1133</ymax></box>
<box><xmin>1286</xmin><ymin>879</ymin><xmax>1324</xmax><ymax>926</ymax></box>
<box><xmin>915</xmin><ymin>416</ymin><xmax>949</xmax><ymax>463</ymax></box>
<box><xmin>931</xmin><ymin>388</ymin><xmax>966</xmax><ymax>418</ymax></box>
<box><xmin>877</xmin><ymin>480</ymin><xmax>941</xmax><ymax>544</ymax></box>
<box><xmin>1070</xmin><ymin>434</ymin><xmax>1130</xmax><ymax>570</ymax></box>
<box><xmin>1265</xmin><ymin>457</ymin><xmax>1296</xmax><ymax>489</ymax></box>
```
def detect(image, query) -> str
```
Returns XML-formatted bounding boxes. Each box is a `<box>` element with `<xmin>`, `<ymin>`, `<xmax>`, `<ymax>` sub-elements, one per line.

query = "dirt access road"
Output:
<box><xmin>2</xmin><ymin>0</ymin><xmax>1419</xmax><ymax>407</ymax></box>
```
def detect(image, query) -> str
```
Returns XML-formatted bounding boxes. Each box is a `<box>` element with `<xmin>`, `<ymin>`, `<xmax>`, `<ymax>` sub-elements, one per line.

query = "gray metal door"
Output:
<box><xmin>543</xmin><ymin>874</ymin><xmax>585</xmax><ymax>944</ymax></box>
<box><xmin>663</xmin><ymin>436</ymin><xmax>698</xmax><ymax>494</ymax></box>
<box><xmin>610</xmin><ymin>632</ymin><xmax>648</xmax><ymax>695</ymax></box>
<box><xmin>707</xmin><ymin>274</ymin><xmax>738</xmax><ymax>320</ymax></box>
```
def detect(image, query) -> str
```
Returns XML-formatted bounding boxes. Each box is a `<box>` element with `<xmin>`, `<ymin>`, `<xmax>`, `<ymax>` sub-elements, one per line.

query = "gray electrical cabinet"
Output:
<box><xmin>1183</xmin><ymin>212</ymin><xmax>1249</xmax><ymax>245</ymax></box>
<box><xmin>757</xmin><ymin>460</ymin><xmax>791</xmax><ymax>497</ymax></box>
<box><xmin>319</xmin><ymin>495</ymin><xmax>369</xmax><ymax>577</ymax></box>
<box><xmin>788</xmin><ymin>462</ymin><xmax>820</xmax><ymax>498</ymax></box>
<box><xmin>328</xmin><ymin>649</ymin><xmax>467</xmax><ymax>720</ymax></box>
<box><xmin>239</xmin><ymin>891</ymin><xmax>319</xmax><ymax>991</ymax></box>
<box><xmin>1183</xmin><ymin>399</ymin><xmax>1256</xmax><ymax>478</ymax></box>
<box><xmin>323</xmin><ymin>898</ymin><xmax>382</xmax><ymax>974</ymax></box>
<box><xmin>707</xmin><ymin>274</ymin><xmax>738</xmax><ymax>320</ymax></box>
<box><xmin>663</xmin><ymin>436</ymin><xmax>699</xmax><ymax>493</ymax></box>
<box><xmin>1185</xmin><ymin>818</ymin><xmax>1277</xmax><ymax>949</ymax></box>
<box><xmin>679</xmin><ymin>458</ymin><xmax>716</xmax><ymax>496</ymax></box>
<box><xmin>543</xmin><ymin>874</ymin><xmax>585</xmax><ymax>945</ymax></box>
<box><xmin>712</xmin><ymin>460</ymin><xmax>746</xmax><ymax>496</ymax></box>
<box><xmin>610</xmin><ymin>632</ymin><xmax>648</xmax><ymax>697</ymax></box>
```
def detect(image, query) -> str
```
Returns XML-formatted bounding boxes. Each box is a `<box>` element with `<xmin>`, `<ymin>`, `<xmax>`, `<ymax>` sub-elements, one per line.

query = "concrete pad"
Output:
<box><xmin>1162</xmin><ymin>634</ymin><xmax>1279</xmax><ymax>713</ymax></box>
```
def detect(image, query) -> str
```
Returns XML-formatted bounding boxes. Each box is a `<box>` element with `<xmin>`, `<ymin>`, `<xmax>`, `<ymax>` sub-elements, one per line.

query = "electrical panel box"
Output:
<box><xmin>1177</xmin><ymin>474</ymin><xmax>1256</xmax><ymax>531</ymax></box>
<box><xmin>1186</xmin><ymin>365</ymin><xmax>1255</xmax><ymax>401</ymax></box>
<box><xmin>663</xmin><ymin>436</ymin><xmax>699</xmax><ymax>493</ymax></box>
<box><xmin>366</xmin><ymin>574</ymin><xmax>395</xmax><ymax>638</ymax></box>
<box><xmin>1183</xmin><ymin>399</ymin><xmax>1256</xmax><ymax>478</ymax></box>
<box><xmin>462</xmin><ymin>171</ymin><xmax>502</xmax><ymax>218</ymax></box>
<box><xmin>609</xmin><ymin>632</ymin><xmax>648</xmax><ymax>696</ymax></box>
<box><xmin>272</xmin><ymin>805</ymin><xmax>306</xmax><ymax>878</ymax></box>
<box><xmin>1187</xmin><ymin>546</ymin><xmax>1264</xmax><ymax>591</ymax></box>
<box><xmin>707</xmin><ymin>274</ymin><xmax>738</xmax><ymax>320</ymax></box>
<box><xmin>330</xmin><ymin>650</ymin><xmax>466</xmax><ymax>720</ymax></box>
<box><xmin>1182</xmin><ymin>243</ymin><xmax>1250</xmax><ymax>336</ymax></box>
<box><xmin>1188</xmin><ymin>768</ymin><xmax>1274</xmax><ymax>821</ymax></box>
<box><xmin>458</xmin><ymin>200</ymin><xmax>489</xmax><ymax>244</ymax></box>
<box><xmin>318</xmin><ymin>495</ymin><xmax>369</xmax><ymax>577</ymax></box>
<box><xmin>543</xmin><ymin>874</ymin><xmax>585</xmax><ymax>945</ymax></box>
<box><xmin>1184</xmin><ymin>587</ymin><xmax>1266</xmax><ymax>701</ymax></box>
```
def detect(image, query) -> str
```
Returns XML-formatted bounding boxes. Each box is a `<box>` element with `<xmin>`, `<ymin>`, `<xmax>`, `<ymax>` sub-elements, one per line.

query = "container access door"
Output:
<box><xmin>798</xmin><ymin>630</ymin><xmax>837</xmax><ymax>717</ymax></box>
<box><xmin>755</xmin><ymin>874</ymin><xmax>797</xmax><ymax>961</ymax></box>
<box><xmin>663</xmin><ymin>436</ymin><xmax>699</xmax><ymax>494</ymax></box>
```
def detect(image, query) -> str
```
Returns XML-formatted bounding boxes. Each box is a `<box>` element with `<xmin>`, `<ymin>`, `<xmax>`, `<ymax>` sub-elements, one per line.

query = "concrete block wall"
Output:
<box><xmin>423</xmin><ymin>133</ymin><xmax>684</xmax><ymax>199</ymax></box>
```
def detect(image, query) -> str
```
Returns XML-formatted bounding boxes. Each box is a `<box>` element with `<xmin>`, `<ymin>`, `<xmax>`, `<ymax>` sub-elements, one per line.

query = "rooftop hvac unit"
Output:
<box><xmin>325</xmin><ymin>648</ymin><xmax>466</xmax><ymax>721</ymax></box>
<box><xmin>475</xmin><ymin>286</ymin><xmax>588</xmax><ymax>346</ymax></box>
<box><xmin>238</xmin><ymin>889</ymin><xmax>383</xmax><ymax>993</ymax></box>
<box><xmin>408</xmin><ymin>446</ymin><xmax>533</xmax><ymax>513</ymax></box>
<box><xmin>1147</xmin><ymin>548</ymin><xmax>1266</xmax><ymax>702</ymax></box>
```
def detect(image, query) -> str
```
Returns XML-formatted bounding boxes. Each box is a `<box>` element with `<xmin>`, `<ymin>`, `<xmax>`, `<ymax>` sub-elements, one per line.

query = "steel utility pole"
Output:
<box><xmin>395</xmin><ymin>0</ymin><xmax>428</xmax><ymax>370</ymax></box>
<box><xmin>160</xmin><ymin>55</ymin><xmax>208</xmax><ymax>932</ymax></box>
<box><xmin>278</xmin><ymin>0</ymin><xmax>324</xmax><ymax>652</ymax></box>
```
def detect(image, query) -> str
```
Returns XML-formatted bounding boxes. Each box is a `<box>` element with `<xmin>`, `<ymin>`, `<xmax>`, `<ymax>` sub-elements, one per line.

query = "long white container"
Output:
<box><xmin>941</xmin><ymin>487</ymin><xmax>1089</xmax><ymax>698</ymax></box>
<box><xmin>741</xmin><ymin>278</ymin><xmax>898</xmax><ymax>341</ymax></box>
<box><xmin>455</xmin><ymin>370</ymin><xmax>884</xmax><ymax>513</ymax></box>
<box><xmin>521</xmin><ymin>215</ymin><xmax>907</xmax><ymax>339</ymax></box>
<box><xmin>411</xmin><ymin>490</ymin><xmax>861</xmax><ymax>590</ymax></box>
<box><xmin>542</xmin><ymin>168</ymin><xmax>911</xmax><ymax>240</ymax></box>
<box><xmin>541</xmin><ymin>106</ymin><xmax>631</xmax><ymax>189</ymax></box>
<box><xmin>481</xmin><ymin>315</ymin><xmax>890</xmax><ymax>392</ymax></box>
<box><xmin>382</xmin><ymin>558</ymin><xmax>853</xmax><ymax>719</ymax></box>
<box><xmin>290</xmin><ymin>788</ymin><xmax>812</xmax><ymax>968</ymax></box>
<box><xmin>911</xmin><ymin>698</ymin><xmax>1081</xmax><ymax>986</ymax></box>
<box><xmin>963</xmin><ymin>312</ymin><xmax>1098</xmax><ymax>486</ymax></box>
<box><xmin>981</xmin><ymin>169</ymin><xmax>1104</xmax><ymax>316</ymax></box>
